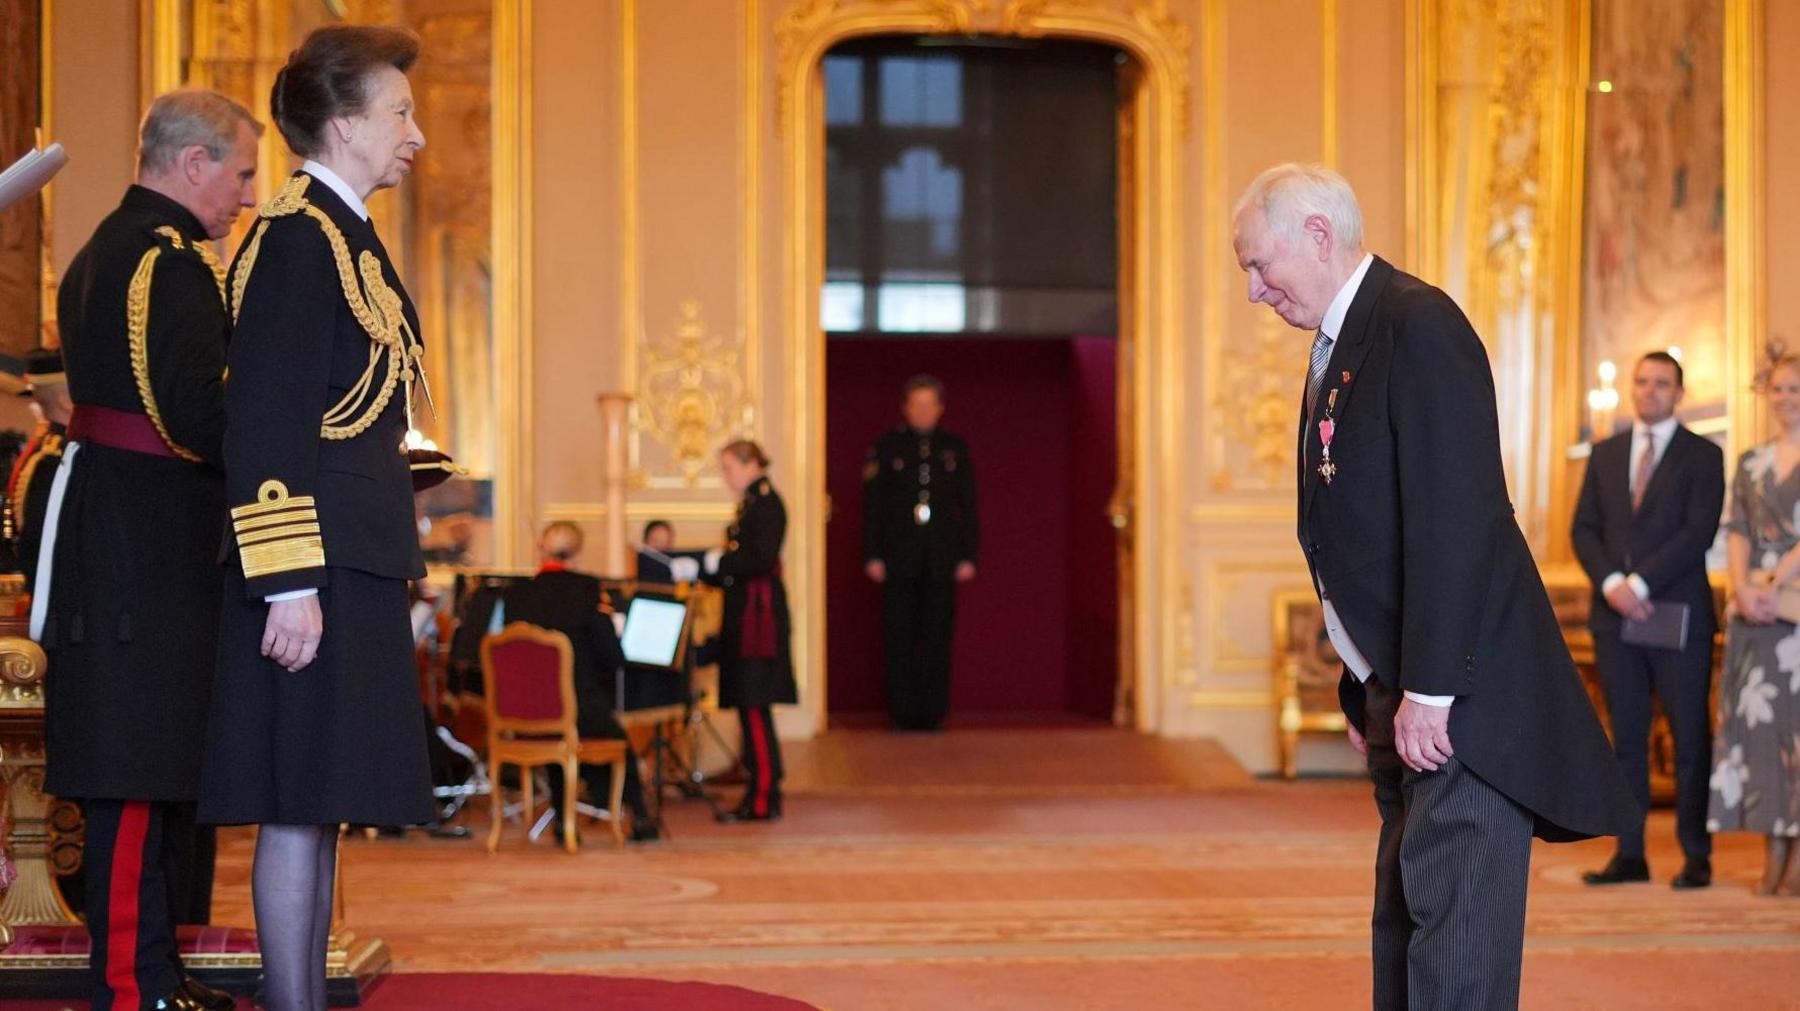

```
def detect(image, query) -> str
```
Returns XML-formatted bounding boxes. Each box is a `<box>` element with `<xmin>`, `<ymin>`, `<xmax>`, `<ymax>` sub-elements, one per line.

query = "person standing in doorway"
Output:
<box><xmin>1571</xmin><ymin>351</ymin><xmax>1724</xmax><ymax>889</ymax></box>
<box><xmin>862</xmin><ymin>375</ymin><xmax>979</xmax><ymax>731</ymax></box>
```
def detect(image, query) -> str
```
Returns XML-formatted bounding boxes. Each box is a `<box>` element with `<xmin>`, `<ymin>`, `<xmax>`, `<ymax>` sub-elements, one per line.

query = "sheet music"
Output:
<box><xmin>0</xmin><ymin>144</ymin><xmax>69</xmax><ymax>214</ymax></box>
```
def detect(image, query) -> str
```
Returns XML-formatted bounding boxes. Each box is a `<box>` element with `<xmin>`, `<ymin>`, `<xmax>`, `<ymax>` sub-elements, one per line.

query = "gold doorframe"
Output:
<box><xmin>777</xmin><ymin>0</ymin><xmax>1190</xmax><ymax>732</ymax></box>
<box><xmin>138</xmin><ymin>0</ymin><xmax>534</xmax><ymax>567</ymax></box>
<box><xmin>1405</xmin><ymin>0</ymin><xmax>1765</xmax><ymax>567</ymax></box>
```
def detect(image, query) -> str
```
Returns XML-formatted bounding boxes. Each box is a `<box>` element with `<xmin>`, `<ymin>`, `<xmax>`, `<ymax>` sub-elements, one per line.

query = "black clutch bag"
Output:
<box><xmin>1621</xmin><ymin>602</ymin><xmax>1690</xmax><ymax>651</ymax></box>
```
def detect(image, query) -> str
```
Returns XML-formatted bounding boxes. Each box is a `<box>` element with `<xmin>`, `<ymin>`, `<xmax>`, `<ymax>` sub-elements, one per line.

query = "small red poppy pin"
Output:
<box><xmin>1341</xmin><ymin>370</ymin><xmax>1352</xmax><ymax>384</ymax></box>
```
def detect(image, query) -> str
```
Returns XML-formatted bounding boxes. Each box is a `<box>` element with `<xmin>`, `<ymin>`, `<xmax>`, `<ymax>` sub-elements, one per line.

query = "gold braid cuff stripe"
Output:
<box><xmin>237</xmin><ymin>522</ymin><xmax>322</xmax><ymax>546</ymax></box>
<box><xmin>240</xmin><ymin>535</ymin><xmax>326</xmax><ymax>579</ymax></box>
<box><xmin>126</xmin><ymin>246</ymin><xmax>207</xmax><ymax>464</ymax></box>
<box><xmin>231</xmin><ymin>480</ymin><xmax>318</xmax><ymax>519</ymax></box>
<box><xmin>232</xmin><ymin>509</ymin><xmax>318</xmax><ymax>533</ymax></box>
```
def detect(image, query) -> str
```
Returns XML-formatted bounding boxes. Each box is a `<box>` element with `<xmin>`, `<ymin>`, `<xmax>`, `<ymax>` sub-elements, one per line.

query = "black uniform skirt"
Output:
<box><xmin>197</xmin><ymin>565</ymin><xmax>434</xmax><ymax>826</ymax></box>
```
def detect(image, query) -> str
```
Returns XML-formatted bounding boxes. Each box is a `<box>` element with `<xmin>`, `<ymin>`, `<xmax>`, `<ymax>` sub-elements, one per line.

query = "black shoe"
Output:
<box><xmin>1582</xmin><ymin>856</ymin><xmax>1651</xmax><ymax>885</ymax></box>
<box><xmin>716</xmin><ymin>798</ymin><xmax>783</xmax><ymax>823</ymax></box>
<box><xmin>629</xmin><ymin>818</ymin><xmax>662</xmax><ymax>843</ymax></box>
<box><xmin>1671</xmin><ymin>860</ymin><xmax>1713</xmax><ymax>889</ymax></box>
<box><xmin>179</xmin><ymin>976</ymin><xmax>236</xmax><ymax>1010</ymax></box>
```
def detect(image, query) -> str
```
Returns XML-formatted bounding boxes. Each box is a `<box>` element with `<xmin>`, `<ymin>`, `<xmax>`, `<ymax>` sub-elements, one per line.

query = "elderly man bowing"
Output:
<box><xmin>1233</xmin><ymin>163</ymin><xmax>1635</xmax><ymax>1009</ymax></box>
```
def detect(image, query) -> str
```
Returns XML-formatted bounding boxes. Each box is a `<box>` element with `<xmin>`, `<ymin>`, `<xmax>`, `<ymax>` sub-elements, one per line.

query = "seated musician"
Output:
<box><xmin>504</xmin><ymin>521</ymin><xmax>658</xmax><ymax>843</ymax></box>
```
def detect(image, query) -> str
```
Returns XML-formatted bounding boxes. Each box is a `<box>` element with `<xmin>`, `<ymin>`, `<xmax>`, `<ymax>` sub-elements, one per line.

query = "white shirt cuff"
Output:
<box><xmin>1601</xmin><ymin>572</ymin><xmax>1626</xmax><ymax>595</ymax></box>
<box><xmin>1625</xmin><ymin>574</ymin><xmax>1650</xmax><ymax>601</ymax></box>
<box><xmin>703</xmin><ymin>547</ymin><xmax>724</xmax><ymax>575</ymax></box>
<box><xmin>1403</xmin><ymin>691</ymin><xmax>1455</xmax><ymax>707</ymax></box>
<box><xmin>266</xmin><ymin>588</ymin><xmax>318</xmax><ymax>602</ymax></box>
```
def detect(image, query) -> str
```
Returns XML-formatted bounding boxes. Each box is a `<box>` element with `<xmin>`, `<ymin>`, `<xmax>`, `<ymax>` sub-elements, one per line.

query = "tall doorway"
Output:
<box><xmin>819</xmin><ymin>37</ymin><xmax>1127</xmax><ymax>725</ymax></box>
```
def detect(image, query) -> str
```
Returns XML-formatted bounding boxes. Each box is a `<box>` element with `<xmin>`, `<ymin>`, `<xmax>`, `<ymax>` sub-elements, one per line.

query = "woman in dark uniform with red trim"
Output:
<box><xmin>704</xmin><ymin>440</ymin><xmax>798</xmax><ymax>822</ymax></box>
<box><xmin>196</xmin><ymin>25</ymin><xmax>435</xmax><ymax>1011</ymax></box>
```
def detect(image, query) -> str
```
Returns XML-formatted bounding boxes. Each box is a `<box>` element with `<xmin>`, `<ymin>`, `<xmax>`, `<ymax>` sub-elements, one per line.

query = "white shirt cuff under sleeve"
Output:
<box><xmin>1403</xmin><ymin>691</ymin><xmax>1454</xmax><ymax>707</ymax></box>
<box><xmin>1625</xmin><ymin>574</ymin><xmax>1650</xmax><ymax>601</ymax></box>
<box><xmin>266</xmin><ymin>588</ymin><xmax>319</xmax><ymax>603</ymax></box>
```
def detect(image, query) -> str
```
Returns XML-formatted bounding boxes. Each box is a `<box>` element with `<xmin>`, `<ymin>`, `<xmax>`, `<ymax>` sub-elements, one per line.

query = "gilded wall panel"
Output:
<box><xmin>0</xmin><ymin>0</ymin><xmax>45</xmax><ymax>359</ymax></box>
<box><xmin>631</xmin><ymin>0</ymin><xmax>754</xmax><ymax>490</ymax></box>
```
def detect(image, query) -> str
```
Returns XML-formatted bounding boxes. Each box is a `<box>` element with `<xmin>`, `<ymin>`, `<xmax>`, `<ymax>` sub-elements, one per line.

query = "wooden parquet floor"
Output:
<box><xmin>208</xmin><ymin>728</ymin><xmax>1800</xmax><ymax>1010</ymax></box>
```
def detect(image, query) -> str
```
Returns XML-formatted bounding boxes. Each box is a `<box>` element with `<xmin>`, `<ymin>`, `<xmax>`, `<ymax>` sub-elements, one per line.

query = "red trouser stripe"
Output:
<box><xmin>747</xmin><ymin>709</ymin><xmax>773</xmax><ymax>816</ymax></box>
<box><xmin>106</xmin><ymin>801</ymin><xmax>151</xmax><ymax>1009</ymax></box>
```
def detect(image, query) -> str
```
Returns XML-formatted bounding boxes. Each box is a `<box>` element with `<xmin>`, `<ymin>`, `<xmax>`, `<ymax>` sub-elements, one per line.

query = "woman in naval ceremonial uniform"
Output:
<box><xmin>701</xmin><ymin>441</ymin><xmax>798</xmax><ymax>822</ymax></box>
<box><xmin>196</xmin><ymin>25</ymin><xmax>434</xmax><ymax>1011</ymax></box>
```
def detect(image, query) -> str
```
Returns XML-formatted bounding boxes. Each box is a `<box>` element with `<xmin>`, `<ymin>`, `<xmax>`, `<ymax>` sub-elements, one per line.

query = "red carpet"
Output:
<box><xmin>0</xmin><ymin>973</ymin><xmax>821</xmax><ymax>1010</ymax></box>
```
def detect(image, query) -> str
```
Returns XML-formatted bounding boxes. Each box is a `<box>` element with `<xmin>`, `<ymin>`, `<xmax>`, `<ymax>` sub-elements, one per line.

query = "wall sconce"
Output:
<box><xmin>1587</xmin><ymin>360</ymin><xmax>1619</xmax><ymax>441</ymax></box>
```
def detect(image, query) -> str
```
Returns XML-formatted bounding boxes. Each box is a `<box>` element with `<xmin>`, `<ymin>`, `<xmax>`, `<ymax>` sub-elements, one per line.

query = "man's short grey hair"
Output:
<box><xmin>1232</xmin><ymin>162</ymin><xmax>1364</xmax><ymax>250</ymax></box>
<box><xmin>137</xmin><ymin>89</ymin><xmax>264</xmax><ymax>175</ymax></box>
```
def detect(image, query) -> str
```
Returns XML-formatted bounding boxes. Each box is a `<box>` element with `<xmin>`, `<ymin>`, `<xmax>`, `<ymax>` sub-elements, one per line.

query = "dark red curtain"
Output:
<box><xmin>824</xmin><ymin>337</ymin><xmax>1117</xmax><ymax>721</ymax></box>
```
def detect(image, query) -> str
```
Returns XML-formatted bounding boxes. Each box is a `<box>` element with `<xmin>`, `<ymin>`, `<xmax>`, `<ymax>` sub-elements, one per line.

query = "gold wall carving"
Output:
<box><xmin>775</xmin><ymin>0</ymin><xmax>1192</xmax><ymax>730</ymax></box>
<box><xmin>1207</xmin><ymin>312</ymin><xmax>1295</xmax><ymax>492</ymax></box>
<box><xmin>632</xmin><ymin>299</ymin><xmax>752</xmax><ymax>489</ymax></box>
<box><xmin>1409</xmin><ymin>0</ymin><xmax>1762</xmax><ymax>565</ymax></box>
<box><xmin>1405</xmin><ymin>0</ymin><xmax>1585</xmax><ymax>560</ymax></box>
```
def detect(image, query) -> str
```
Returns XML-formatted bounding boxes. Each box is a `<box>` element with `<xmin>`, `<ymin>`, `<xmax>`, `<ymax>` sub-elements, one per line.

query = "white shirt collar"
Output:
<box><xmin>1318</xmin><ymin>253</ymin><xmax>1376</xmax><ymax>343</ymax></box>
<box><xmin>1636</xmin><ymin>415</ymin><xmax>1679</xmax><ymax>443</ymax></box>
<box><xmin>300</xmin><ymin>160</ymin><xmax>369</xmax><ymax>222</ymax></box>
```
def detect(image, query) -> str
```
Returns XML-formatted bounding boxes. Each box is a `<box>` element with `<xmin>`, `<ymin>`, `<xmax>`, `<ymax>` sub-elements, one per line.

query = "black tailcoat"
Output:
<box><xmin>1302</xmin><ymin>257</ymin><xmax>1638</xmax><ymax>841</ymax></box>
<box><xmin>43</xmin><ymin>186</ymin><xmax>228</xmax><ymax>802</ymax></box>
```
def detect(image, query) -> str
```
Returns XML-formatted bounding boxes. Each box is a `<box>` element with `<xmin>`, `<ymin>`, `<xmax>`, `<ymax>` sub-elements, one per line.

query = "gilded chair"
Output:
<box><xmin>480</xmin><ymin>623</ymin><xmax>628</xmax><ymax>853</ymax></box>
<box><xmin>1270</xmin><ymin>588</ymin><xmax>1348</xmax><ymax>779</ymax></box>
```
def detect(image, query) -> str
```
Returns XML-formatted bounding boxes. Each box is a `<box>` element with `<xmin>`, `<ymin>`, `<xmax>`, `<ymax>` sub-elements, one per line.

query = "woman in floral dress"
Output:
<box><xmin>1712</xmin><ymin>355</ymin><xmax>1800</xmax><ymax>895</ymax></box>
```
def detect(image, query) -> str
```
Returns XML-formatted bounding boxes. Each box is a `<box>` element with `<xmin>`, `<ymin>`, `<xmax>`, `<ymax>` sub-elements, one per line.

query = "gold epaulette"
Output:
<box><xmin>152</xmin><ymin>226</ymin><xmax>226</xmax><ymax>301</ymax></box>
<box><xmin>231</xmin><ymin>479</ymin><xmax>325</xmax><ymax>579</ymax></box>
<box><xmin>230</xmin><ymin>174</ymin><xmax>428</xmax><ymax>442</ymax></box>
<box><xmin>127</xmin><ymin>242</ymin><xmax>207</xmax><ymax>464</ymax></box>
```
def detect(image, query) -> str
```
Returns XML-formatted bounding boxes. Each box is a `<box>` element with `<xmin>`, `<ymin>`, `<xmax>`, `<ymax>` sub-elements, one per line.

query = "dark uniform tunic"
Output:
<box><xmin>43</xmin><ymin>185</ymin><xmax>231</xmax><ymax>1008</ymax></box>
<box><xmin>197</xmin><ymin>171</ymin><xmax>434</xmax><ymax>828</ymax></box>
<box><xmin>705</xmin><ymin>477</ymin><xmax>797</xmax><ymax>815</ymax></box>
<box><xmin>861</xmin><ymin>426</ymin><xmax>978</xmax><ymax>729</ymax></box>
<box><xmin>10</xmin><ymin>420</ymin><xmax>65</xmax><ymax>590</ymax></box>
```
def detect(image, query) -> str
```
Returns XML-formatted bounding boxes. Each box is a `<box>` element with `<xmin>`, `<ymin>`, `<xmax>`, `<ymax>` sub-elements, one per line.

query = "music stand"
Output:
<box><xmin>616</xmin><ymin>586</ymin><xmax>739</xmax><ymax>825</ymax></box>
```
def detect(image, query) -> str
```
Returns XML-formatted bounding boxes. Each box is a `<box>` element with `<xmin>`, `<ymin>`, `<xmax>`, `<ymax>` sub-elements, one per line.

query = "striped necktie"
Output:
<box><xmin>1305</xmin><ymin>329</ymin><xmax>1332</xmax><ymax>417</ymax></box>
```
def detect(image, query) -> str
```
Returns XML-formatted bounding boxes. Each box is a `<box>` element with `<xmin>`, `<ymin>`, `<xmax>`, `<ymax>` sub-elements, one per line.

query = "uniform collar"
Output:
<box><xmin>121</xmin><ymin>185</ymin><xmax>208</xmax><ymax>243</ymax></box>
<box><xmin>301</xmin><ymin>161</ymin><xmax>371</xmax><ymax>221</ymax></box>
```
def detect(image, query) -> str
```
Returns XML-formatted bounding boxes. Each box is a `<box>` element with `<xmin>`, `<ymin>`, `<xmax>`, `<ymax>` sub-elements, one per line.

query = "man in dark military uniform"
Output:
<box><xmin>37</xmin><ymin>89</ymin><xmax>260</xmax><ymax>1011</ymax></box>
<box><xmin>862</xmin><ymin>374</ymin><xmax>979</xmax><ymax>731</ymax></box>
<box><xmin>8</xmin><ymin>349</ymin><xmax>72</xmax><ymax>588</ymax></box>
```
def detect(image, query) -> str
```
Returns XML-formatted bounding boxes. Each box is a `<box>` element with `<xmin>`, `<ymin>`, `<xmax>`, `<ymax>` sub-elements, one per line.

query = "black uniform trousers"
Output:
<box><xmin>1363</xmin><ymin>676</ymin><xmax>1534</xmax><ymax>1011</ymax></box>
<box><xmin>883</xmin><ymin>574</ymin><xmax>957</xmax><ymax>730</ymax></box>
<box><xmin>737</xmin><ymin>706</ymin><xmax>784</xmax><ymax>815</ymax></box>
<box><xmin>544</xmin><ymin>708</ymin><xmax>650</xmax><ymax>824</ymax></box>
<box><xmin>81</xmin><ymin>798</ymin><xmax>212</xmax><ymax>1009</ymax></box>
<box><xmin>1592</xmin><ymin>631</ymin><xmax>1713</xmax><ymax>863</ymax></box>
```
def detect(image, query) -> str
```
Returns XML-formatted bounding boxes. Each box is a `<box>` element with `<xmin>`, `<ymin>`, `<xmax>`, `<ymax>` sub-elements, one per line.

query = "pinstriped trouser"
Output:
<box><xmin>1363</xmin><ymin>676</ymin><xmax>1534</xmax><ymax>1010</ymax></box>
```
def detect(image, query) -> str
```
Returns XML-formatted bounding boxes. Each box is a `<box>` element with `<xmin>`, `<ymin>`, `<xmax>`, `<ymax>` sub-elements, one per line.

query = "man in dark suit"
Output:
<box><xmin>862</xmin><ymin>375</ymin><xmax>979</xmax><ymax>731</ymax></box>
<box><xmin>1234</xmin><ymin>163</ymin><xmax>1636</xmax><ymax>1009</ymax></box>
<box><xmin>1571</xmin><ymin>352</ymin><xmax>1724</xmax><ymax>889</ymax></box>
<box><xmin>504</xmin><ymin>521</ymin><xmax>657</xmax><ymax>842</ymax></box>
